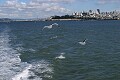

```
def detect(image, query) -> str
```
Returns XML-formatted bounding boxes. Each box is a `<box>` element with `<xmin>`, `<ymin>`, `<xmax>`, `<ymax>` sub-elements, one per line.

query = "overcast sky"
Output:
<box><xmin>0</xmin><ymin>0</ymin><xmax>120</xmax><ymax>19</ymax></box>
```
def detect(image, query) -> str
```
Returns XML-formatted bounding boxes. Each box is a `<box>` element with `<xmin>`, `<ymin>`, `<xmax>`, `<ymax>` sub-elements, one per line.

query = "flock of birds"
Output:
<box><xmin>42</xmin><ymin>23</ymin><xmax>87</xmax><ymax>59</ymax></box>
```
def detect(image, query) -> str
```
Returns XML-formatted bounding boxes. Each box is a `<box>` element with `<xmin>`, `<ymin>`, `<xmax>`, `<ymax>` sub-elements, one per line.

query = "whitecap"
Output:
<box><xmin>29</xmin><ymin>60</ymin><xmax>53</xmax><ymax>79</ymax></box>
<box><xmin>50</xmin><ymin>36</ymin><xmax>58</xmax><ymax>39</ymax></box>
<box><xmin>28</xmin><ymin>48</ymin><xmax>36</xmax><ymax>52</ymax></box>
<box><xmin>12</xmin><ymin>64</ymin><xmax>32</xmax><ymax>80</ymax></box>
<box><xmin>55</xmin><ymin>53</ymin><xmax>65</xmax><ymax>59</ymax></box>
<box><xmin>12</xmin><ymin>60</ymin><xmax>53</xmax><ymax>80</ymax></box>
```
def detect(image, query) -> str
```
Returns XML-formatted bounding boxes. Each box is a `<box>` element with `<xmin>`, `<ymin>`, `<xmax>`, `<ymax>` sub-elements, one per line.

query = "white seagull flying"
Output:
<box><xmin>42</xmin><ymin>23</ymin><xmax>59</xmax><ymax>30</ymax></box>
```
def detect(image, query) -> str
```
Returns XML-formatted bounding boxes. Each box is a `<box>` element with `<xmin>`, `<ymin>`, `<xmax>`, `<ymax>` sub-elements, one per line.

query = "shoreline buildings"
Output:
<box><xmin>50</xmin><ymin>9</ymin><xmax>120</xmax><ymax>20</ymax></box>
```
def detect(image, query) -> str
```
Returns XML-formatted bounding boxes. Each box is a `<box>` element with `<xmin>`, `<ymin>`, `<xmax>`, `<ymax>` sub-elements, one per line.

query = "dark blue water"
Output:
<box><xmin>0</xmin><ymin>20</ymin><xmax>120</xmax><ymax>80</ymax></box>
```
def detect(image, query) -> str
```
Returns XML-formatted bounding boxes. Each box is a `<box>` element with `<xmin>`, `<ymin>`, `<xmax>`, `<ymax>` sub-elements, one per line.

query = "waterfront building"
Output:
<box><xmin>50</xmin><ymin>9</ymin><xmax>120</xmax><ymax>20</ymax></box>
<box><xmin>97</xmin><ymin>9</ymin><xmax>100</xmax><ymax>14</ymax></box>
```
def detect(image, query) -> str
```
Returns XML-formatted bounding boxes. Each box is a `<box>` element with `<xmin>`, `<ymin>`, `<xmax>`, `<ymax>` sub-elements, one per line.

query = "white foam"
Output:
<box><xmin>0</xmin><ymin>28</ymin><xmax>53</xmax><ymax>80</ymax></box>
<box><xmin>55</xmin><ymin>53</ymin><xmax>65</xmax><ymax>59</ymax></box>
<box><xmin>0</xmin><ymin>28</ymin><xmax>29</xmax><ymax>80</ymax></box>
<box><xmin>50</xmin><ymin>36</ymin><xmax>58</xmax><ymax>39</ymax></box>
<box><xmin>55</xmin><ymin>55</ymin><xmax>65</xmax><ymax>59</ymax></box>
<box><xmin>12</xmin><ymin>64</ymin><xmax>32</xmax><ymax>80</ymax></box>
<box><xmin>29</xmin><ymin>60</ymin><xmax>53</xmax><ymax>79</ymax></box>
<box><xmin>12</xmin><ymin>60</ymin><xmax>53</xmax><ymax>80</ymax></box>
<box><xmin>28</xmin><ymin>48</ymin><xmax>36</xmax><ymax>52</ymax></box>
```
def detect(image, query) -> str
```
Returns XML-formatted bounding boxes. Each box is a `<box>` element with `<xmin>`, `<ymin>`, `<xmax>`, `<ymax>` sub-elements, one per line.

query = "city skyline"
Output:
<box><xmin>0</xmin><ymin>0</ymin><xmax>120</xmax><ymax>19</ymax></box>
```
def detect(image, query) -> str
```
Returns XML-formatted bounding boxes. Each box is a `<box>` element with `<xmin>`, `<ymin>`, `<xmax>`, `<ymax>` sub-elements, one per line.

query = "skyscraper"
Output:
<box><xmin>97</xmin><ymin>9</ymin><xmax>100</xmax><ymax>14</ymax></box>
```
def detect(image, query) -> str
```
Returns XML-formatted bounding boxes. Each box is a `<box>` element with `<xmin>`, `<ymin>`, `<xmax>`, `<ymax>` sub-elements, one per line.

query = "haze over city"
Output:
<box><xmin>0</xmin><ymin>0</ymin><xmax>120</xmax><ymax>19</ymax></box>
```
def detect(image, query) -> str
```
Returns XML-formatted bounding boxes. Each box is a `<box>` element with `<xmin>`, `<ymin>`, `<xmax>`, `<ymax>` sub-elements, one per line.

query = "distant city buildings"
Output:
<box><xmin>51</xmin><ymin>9</ymin><xmax>120</xmax><ymax>20</ymax></box>
<box><xmin>97</xmin><ymin>9</ymin><xmax>100</xmax><ymax>14</ymax></box>
<box><xmin>71</xmin><ymin>9</ymin><xmax>120</xmax><ymax>20</ymax></box>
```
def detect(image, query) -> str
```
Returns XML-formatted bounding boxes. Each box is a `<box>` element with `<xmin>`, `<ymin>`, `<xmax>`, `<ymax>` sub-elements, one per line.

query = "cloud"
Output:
<box><xmin>30</xmin><ymin>0</ymin><xmax>74</xmax><ymax>3</ymax></box>
<box><xmin>98</xmin><ymin>0</ymin><xmax>120</xmax><ymax>4</ymax></box>
<box><xmin>48</xmin><ymin>0</ymin><xmax>74</xmax><ymax>3</ymax></box>
<box><xmin>0</xmin><ymin>0</ymin><xmax>71</xmax><ymax>18</ymax></box>
<box><xmin>28</xmin><ymin>1</ymin><xmax>71</xmax><ymax>13</ymax></box>
<box><xmin>0</xmin><ymin>12</ymin><xmax>8</xmax><ymax>16</ymax></box>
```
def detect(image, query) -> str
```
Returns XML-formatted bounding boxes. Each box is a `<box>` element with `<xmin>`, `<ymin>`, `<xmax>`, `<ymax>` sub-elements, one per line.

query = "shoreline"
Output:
<box><xmin>49</xmin><ymin>18</ymin><xmax>119</xmax><ymax>21</ymax></box>
<box><xmin>0</xmin><ymin>19</ymin><xmax>119</xmax><ymax>22</ymax></box>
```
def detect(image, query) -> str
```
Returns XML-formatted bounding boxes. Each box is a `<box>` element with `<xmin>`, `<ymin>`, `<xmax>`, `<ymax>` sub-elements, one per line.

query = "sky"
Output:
<box><xmin>0</xmin><ymin>0</ymin><xmax>120</xmax><ymax>19</ymax></box>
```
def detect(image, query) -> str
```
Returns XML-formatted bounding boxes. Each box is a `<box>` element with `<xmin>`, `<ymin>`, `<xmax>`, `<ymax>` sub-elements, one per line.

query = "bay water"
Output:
<box><xmin>0</xmin><ymin>20</ymin><xmax>120</xmax><ymax>80</ymax></box>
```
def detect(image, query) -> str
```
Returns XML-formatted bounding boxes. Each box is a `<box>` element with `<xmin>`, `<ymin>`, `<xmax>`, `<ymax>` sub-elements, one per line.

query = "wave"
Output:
<box><xmin>12</xmin><ymin>64</ymin><xmax>32</xmax><ymax>80</ymax></box>
<box><xmin>28</xmin><ymin>60</ymin><xmax>53</xmax><ymax>80</ymax></box>
<box><xmin>0</xmin><ymin>27</ymin><xmax>54</xmax><ymax>80</ymax></box>
<box><xmin>55</xmin><ymin>53</ymin><xmax>65</xmax><ymax>59</ymax></box>
<box><xmin>0</xmin><ymin>27</ymin><xmax>28</xmax><ymax>80</ymax></box>
<box><xmin>12</xmin><ymin>60</ymin><xmax>53</xmax><ymax>80</ymax></box>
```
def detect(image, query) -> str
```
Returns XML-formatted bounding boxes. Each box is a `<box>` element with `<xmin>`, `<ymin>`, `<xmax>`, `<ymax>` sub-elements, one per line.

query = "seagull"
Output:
<box><xmin>42</xmin><ymin>25</ymin><xmax>52</xmax><ymax>30</ymax></box>
<box><xmin>79</xmin><ymin>39</ymin><xmax>87</xmax><ymax>45</ymax></box>
<box><xmin>42</xmin><ymin>23</ymin><xmax>59</xmax><ymax>30</ymax></box>
<box><xmin>55</xmin><ymin>53</ymin><xmax>65</xmax><ymax>59</ymax></box>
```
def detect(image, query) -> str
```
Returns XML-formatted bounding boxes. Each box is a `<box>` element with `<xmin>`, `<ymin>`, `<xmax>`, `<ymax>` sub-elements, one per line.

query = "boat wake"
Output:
<box><xmin>0</xmin><ymin>28</ymin><xmax>25</xmax><ymax>80</ymax></box>
<box><xmin>12</xmin><ymin>60</ymin><xmax>53</xmax><ymax>80</ymax></box>
<box><xmin>12</xmin><ymin>64</ymin><xmax>32</xmax><ymax>80</ymax></box>
<box><xmin>0</xmin><ymin>27</ymin><xmax>54</xmax><ymax>80</ymax></box>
